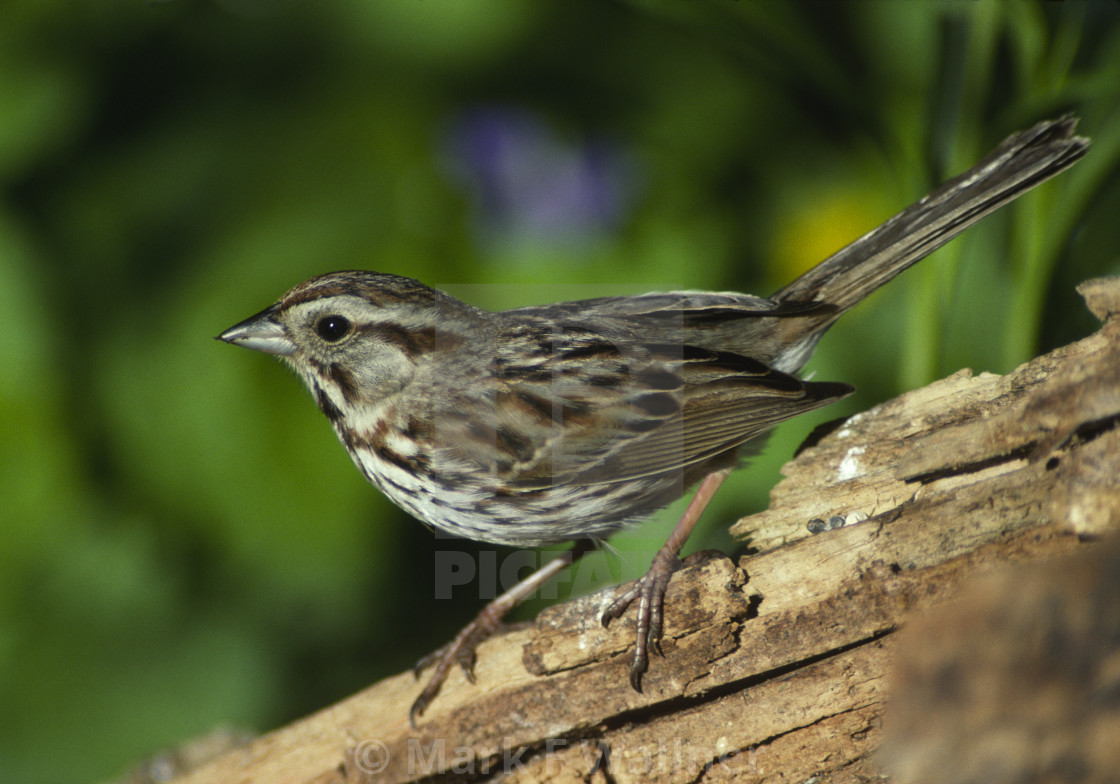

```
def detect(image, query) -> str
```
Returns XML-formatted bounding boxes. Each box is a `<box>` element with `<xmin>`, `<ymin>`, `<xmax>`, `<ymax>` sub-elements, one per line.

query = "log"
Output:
<box><xmin>171</xmin><ymin>277</ymin><xmax>1120</xmax><ymax>784</ymax></box>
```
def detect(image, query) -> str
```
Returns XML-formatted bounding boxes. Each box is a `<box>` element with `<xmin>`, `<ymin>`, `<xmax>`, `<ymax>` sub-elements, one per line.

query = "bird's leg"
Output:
<box><xmin>601</xmin><ymin>467</ymin><xmax>731</xmax><ymax>690</ymax></box>
<box><xmin>410</xmin><ymin>539</ymin><xmax>595</xmax><ymax>726</ymax></box>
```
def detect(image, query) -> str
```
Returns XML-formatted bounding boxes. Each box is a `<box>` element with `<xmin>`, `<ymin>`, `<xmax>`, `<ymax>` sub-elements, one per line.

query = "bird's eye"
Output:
<box><xmin>316</xmin><ymin>315</ymin><xmax>351</xmax><ymax>342</ymax></box>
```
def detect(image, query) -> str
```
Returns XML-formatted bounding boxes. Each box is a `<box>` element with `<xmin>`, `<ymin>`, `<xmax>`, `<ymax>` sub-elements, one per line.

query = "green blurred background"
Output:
<box><xmin>3</xmin><ymin>2</ymin><xmax>1119</xmax><ymax>781</ymax></box>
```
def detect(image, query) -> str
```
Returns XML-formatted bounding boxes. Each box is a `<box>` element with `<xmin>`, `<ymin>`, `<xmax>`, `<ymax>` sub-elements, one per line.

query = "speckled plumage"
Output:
<box><xmin>244</xmin><ymin>270</ymin><xmax>849</xmax><ymax>546</ymax></box>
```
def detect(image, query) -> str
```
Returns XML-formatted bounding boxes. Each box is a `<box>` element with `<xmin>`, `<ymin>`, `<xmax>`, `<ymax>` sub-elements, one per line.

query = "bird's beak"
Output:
<box><xmin>216</xmin><ymin>308</ymin><xmax>296</xmax><ymax>356</ymax></box>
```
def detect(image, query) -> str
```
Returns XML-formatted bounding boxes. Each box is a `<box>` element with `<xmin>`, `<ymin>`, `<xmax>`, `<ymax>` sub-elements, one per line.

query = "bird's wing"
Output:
<box><xmin>435</xmin><ymin>317</ymin><xmax>850</xmax><ymax>490</ymax></box>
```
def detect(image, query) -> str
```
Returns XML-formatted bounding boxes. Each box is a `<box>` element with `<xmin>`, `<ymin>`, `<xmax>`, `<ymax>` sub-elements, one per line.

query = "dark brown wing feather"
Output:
<box><xmin>464</xmin><ymin>320</ymin><xmax>851</xmax><ymax>489</ymax></box>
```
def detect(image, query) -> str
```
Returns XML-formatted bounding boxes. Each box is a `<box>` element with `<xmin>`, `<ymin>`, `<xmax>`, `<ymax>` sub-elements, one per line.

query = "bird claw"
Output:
<box><xmin>409</xmin><ymin>614</ymin><xmax>504</xmax><ymax>727</ymax></box>
<box><xmin>412</xmin><ymin>640</ymin><xmax>479</xmax><ymax>682</ymax></box>
<box><xmin>601</xmin><ymin>549</ymin><xmax>681</xmax><ymax>692</ymax></box>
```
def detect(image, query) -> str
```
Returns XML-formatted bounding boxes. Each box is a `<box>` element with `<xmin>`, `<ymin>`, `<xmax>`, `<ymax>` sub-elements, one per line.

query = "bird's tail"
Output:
<box><xmin>772</xmin><ymin>116</ymin><xmax>1088</xmax><ymax>323</ymax></box>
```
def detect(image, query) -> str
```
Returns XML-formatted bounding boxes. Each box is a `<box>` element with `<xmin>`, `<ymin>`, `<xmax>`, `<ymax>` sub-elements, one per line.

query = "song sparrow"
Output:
<box><xmin>218</xmin><ymin>117</ymin><xmax>1087</xmax><ymax>724</ymax></box>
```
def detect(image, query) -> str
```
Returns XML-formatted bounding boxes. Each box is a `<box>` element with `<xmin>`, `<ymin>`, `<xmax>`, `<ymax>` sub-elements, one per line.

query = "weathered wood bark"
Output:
<box><xmin>172</xmin><ymin>278</ymin><xmax>1120</xmax><ymax>784</ymax></box>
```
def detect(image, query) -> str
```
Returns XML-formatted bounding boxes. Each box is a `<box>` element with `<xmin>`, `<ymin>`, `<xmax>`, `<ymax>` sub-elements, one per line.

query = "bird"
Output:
<box><xmin>218</xmin><ymin>116</ymin><xmax>1087</xmax><ymax>724</ymax></box>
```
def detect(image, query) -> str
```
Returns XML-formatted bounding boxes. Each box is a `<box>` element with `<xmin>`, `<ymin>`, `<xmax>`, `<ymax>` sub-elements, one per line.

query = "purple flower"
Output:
<box><xmin>445</xmin><ymin>107</ymin><xmax>632</xmax><ymax>246</ymax></box>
